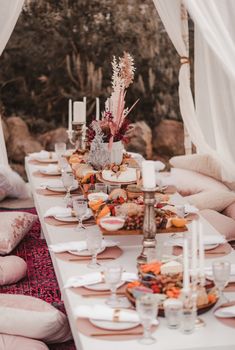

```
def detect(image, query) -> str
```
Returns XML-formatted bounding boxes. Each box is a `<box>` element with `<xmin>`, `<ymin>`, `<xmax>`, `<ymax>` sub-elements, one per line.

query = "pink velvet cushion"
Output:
<box><xmin>0</xmin><ymin>256</ymin><xmax>27</xmax><ymax>285</ymax></box>
<box><xmin>222</xmin><ymin>201</ymin><xmax>235</xmax><ymax>221</ymax></box>
<box><xmin>0</xmin><ymin>334</ymin><xmax>49</xmax><ymax>350</ymax></box>
<box><xmin>0</xmin><ymin>211</ymin><xmax>37</xmax><ymax>255</ymax></box>
<box><xmin>161</xmin><ymin>168</ymin><xmax>229</xmax><ymax>196</ymax></box>
<box><xmin>200</xmin><ymin>209</ymin><xmax>235</xmax><ymax>241</ymax></box>
<box><xmin>0</xmin><ymin>294</ymin><xmax>72</xmax><ymax>343</ymax></box>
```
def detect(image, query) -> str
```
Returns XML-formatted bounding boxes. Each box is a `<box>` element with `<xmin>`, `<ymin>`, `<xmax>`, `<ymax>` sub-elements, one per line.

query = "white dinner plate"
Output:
<box><xmin>68</xmin><ymin>246</ymin><xmax>106</xmax><ymax>257</ymax></box>
<box><xmin>89</xmin><ymin>317</ymin><xmax>139</xmax><ymax>331</ymax></box>
<box><xmin>35</xmin><ymin>157</ymin><xmax>58</xmax><ymax>163</ymax></box>
<box><xmin>54</xmin><ymin>216</ymin><xmax>78</xmax><ymax>223</ymax></box>
<box><xmin>46</xmin><ymin>184</ymin><xmax>78</xmax><ymax>192</ymax></box>
<box><xmin>83</xmin><ymin>281</ymin><xmax>124</xmax><ymax>291</ymax></box>
<box><xmin>214</xmin><ymin>308</ymin><xmax>235</xmax><ymax>318</ymax></box>
<box><xmin>204</xmin><ymin>243</ymin><xmax>219</xmax><ymax>251</ymax></box>
<box><xmin>40</xmin><ymin>169</ymin><xmax>61</xmax><ymax>176</ymax></box>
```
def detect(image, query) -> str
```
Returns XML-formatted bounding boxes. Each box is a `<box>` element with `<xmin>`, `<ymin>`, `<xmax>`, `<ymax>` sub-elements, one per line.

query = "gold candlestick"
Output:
<box><xmin>137</xmin><ymin>187</ymin><xmax>157</xmax><ymax>265</ymax></box>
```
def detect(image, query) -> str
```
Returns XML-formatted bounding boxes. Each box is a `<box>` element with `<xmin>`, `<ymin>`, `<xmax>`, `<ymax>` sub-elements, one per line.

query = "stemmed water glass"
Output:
<box><xmin>136</xmin><ymin>294</ymin><xmax>158</xmax><ymax>345</ymax></box>
<box><xmin>86</xmin><ymin>230</ymin><xmax>103</xmax><ymax>269</ymax></box>
<box><xmin>104</xmin><ymin>265</ymin><xmax>129</xmax><ymax>308</ymax></box>
<box><xmin>212</xmin><ymin>260</ymin><xmax>231</xmax><ymax>304</ymax></box>
<box><xmin>55</xmin><ymin>142</ymin><xmax>66</xmax><ymax>159</ymax></box>
<box><xmin>73</xmin><ymin>198</ymin><xmax>88</xmax><ymax>232</ymax></box>
<box><xmin>61</xmin><ymin>170</ymin><xmax>74</xmax><ymax>205</ymax></box>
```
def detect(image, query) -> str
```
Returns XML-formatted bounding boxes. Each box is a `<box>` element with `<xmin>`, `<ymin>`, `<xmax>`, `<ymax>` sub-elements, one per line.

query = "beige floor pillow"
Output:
<box><xmin>0</xmin><ymin>294</ymin><xmax>72</xmax><ymax>343</ymax></box>
<box><xmin>200</xmin><ymin>209</ymin><xmax>235</xmax><ymax>241</ymax></box>
<box><xmin>0</xmin><ymin>334</ymin><xmax>49</xmax><ymax>350</ymax></box>
<box><xmin>0</xmin><ymin>256</ymin><xmax>27</xmax><ymax>285</ymax></box>
<box><xmin>0</xmin><ymin>165</ymin><xmax>31</xmax><ymax>201</ymax></box>
<box><xmin>0</xmin><ymin>211</ymin><xmax>37</xmax><ymax>255</ymax></box>
<box><xmin>185</xmin><ymin>191</ymin><xmax>235</xmax><ymax>212</ymax></box>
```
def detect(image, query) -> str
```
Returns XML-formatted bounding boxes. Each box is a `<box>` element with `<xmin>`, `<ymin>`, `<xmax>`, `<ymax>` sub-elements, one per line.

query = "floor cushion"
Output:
<box><xmin>185</xmin><ymin>191</ymin><xmax>235</xmax><ymax>212</ymax></box>
<box><xmin>0</xmin><ymin>165</ymin><xmax>31</xmax><ymax>201</ymax></box>
<box><xmin>157</xmin><ymin>168</ymin><xmax>229</xmax><ymax>196</ymax></box>
<box><xmin>0</xmin><ymin>294</ymin><xmax>72</xmax><ymax>343</ymax></box>
<box><xmin>0</xmin><ymin>334</ymin><xmax>49</xmax><ymax>350</ymax></box>
<box><xmin>200</xmin><ymin>209</ymin><xmax>235</xmax><ymax>241</ymax></box>
<box><xmin>222</xmin><ymin>201</ymin><xmax>235</xmax><ymax>222</ymax></box>
<box><xmin>0</xmin><ymin>211</ymin><xmax>37</xmax><ymax>255</ymax></box>
<box><xmin>0</xmin><ymin>256</ymin><xmax>27</xmax><ymax>286</ymax></box>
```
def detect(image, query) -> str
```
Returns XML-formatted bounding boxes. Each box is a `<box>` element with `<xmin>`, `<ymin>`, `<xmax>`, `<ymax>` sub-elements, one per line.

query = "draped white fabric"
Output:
<box><xmin>185</xmin><ymin>0</ymin><xmax>235</xmax><ymax>181</ymax></box>
<box><xmin>0</xmin><ymin>0</ymin><xmax>24</xmax><ymax>165</ymax></box>
<box><xmin>153</xmin><ymin>0</ymin><xmax>235</xmax><ymax>182</ymax></box>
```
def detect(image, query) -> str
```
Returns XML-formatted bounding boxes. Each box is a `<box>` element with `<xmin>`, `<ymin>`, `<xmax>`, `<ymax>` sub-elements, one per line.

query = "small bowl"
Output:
<box><xmin>87</xmin><ymin>192</ymin><xmax>109</xmax><ymax>202</ymax></box>
<box><xmin>100</xmin><ymin>216</ymin><xmax>125</xmax><ymax>231</ymax></box>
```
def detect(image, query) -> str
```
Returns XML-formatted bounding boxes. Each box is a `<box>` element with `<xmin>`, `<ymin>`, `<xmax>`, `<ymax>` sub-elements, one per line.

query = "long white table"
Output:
<box><xmin>25</xmin><ymin>158</ymin><xmax>235</xmax><ymax>350</ymax></box>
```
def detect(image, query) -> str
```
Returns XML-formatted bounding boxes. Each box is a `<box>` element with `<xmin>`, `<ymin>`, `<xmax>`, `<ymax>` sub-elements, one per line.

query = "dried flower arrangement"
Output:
<box><xmin>87</xmin><ymin>52</ymin><xmax>138</xmax><ymax>148</ymax></box>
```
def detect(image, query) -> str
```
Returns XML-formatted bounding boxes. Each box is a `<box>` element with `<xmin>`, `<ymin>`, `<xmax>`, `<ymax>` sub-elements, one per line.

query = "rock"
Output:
<box><xmin>153</xmin><ymin>119</ymin><xmax>184</xmax><ymax>158</ymax></box>
<box><xmin>1</xmin><ymin>118</ymin><xmax>10</xmax><ymax>143</ymax></box>
<box><xmin>125</xmin><ymin>121</ymin><xmax>152</xmax><ymax>159</ymax></box>
<box><xmin>38</xmin><ymin>127</ymin><xmax>68</xmax><ymax>151</ymax></box>
<box><xmin>6</xmin><ymin>116</ymin><xmax>43</xmax><ymax>163</ymax></box>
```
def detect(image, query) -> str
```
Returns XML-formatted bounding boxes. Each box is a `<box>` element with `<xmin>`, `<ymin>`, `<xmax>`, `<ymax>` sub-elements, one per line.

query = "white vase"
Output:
<box><xmin>104</xmin><ymin>140</ymin><xmax>124</xmax><ymax>165</ymax></box>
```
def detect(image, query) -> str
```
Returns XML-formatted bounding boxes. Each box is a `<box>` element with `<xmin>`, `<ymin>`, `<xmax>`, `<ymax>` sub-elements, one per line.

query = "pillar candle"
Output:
<box><xmin>68</xmin><ymin>99</ymin><xmax>72</xmax><ymax>131</ymax></box>
<box><xmin>96</xmin><ymin>97</ymin><xmax>100</xmax><ymax>121</ymax></box>
<box><xmin>191</xmin><ymin>221</ymin><xmax>198</xmax><ymax>276</ymax></box>
<box><xmin>142</xmin><ymin>160</ymin><xmax>156</xmax><ymax>189</ymax></box>
<box><xmin>199</xmin><ymin>222</ymin><xmax>205</xmax><ymax>280</ymax></box>
<box><xmin>73</xmin><ymin>101</ymin><xmax>86</xmax><ymax>123</ymax></box>
<box><xmin>183</xmin><ymin>238</ymin><xmax>190</xmax><ymax>292</ymax></box>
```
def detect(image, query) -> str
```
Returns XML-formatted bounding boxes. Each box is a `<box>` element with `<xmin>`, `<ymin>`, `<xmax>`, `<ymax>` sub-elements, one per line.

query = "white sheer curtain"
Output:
<box><xmin>0</xmin><ymin>0</ymin><xmax>24</xmax><ymax>166</ymax></box>
<box><xmin>184</xmin><ymin>0</ymin><xmax>235</xmax><ymax>182</ymax></box>
<box><xmin>153</xmin><ymin>0</ymin><xmax>235</xmax><ymax>182</ymax></box>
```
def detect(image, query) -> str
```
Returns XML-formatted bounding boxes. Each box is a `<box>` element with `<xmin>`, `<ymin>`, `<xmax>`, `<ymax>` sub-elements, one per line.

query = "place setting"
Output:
<box><xmin>49</xmin><ymin>230</ymin><xmax>123</xmax><ymax>264</ymax></box>
<box><xmin>74</xmin><ymin>295</ymin><xmax>159</xmax><ymax>342</ymax></box>
<box><xmin>28</xmin><ymin>150</ymin><xmax>58</xmax><ymax>165</ymax></box>
<box><xmin>32</xmin><ymin>164</ymin><xmax>61</xmax><ymax>178</ymax></box>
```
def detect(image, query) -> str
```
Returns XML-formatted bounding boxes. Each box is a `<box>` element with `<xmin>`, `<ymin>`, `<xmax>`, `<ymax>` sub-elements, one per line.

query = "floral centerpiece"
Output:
<box><xmin>87</xmin><ymin>52</ymin><xmax>138</xmax><ymax>167</ymax></box>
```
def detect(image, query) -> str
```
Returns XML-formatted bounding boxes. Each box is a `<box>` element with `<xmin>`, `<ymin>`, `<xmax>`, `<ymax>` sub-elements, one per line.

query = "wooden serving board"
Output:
<box><xmin>100</xmin><ymin>226</ymin><xmax>188</xmax><ymax>236</ymax></box>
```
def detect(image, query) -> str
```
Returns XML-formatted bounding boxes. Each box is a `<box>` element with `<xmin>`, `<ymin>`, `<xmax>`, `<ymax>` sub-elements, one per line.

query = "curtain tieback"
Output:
<box><xmin>180</xmin><ymin>56</ymin><xmax>190</xmax><ymax>65</ymax></box>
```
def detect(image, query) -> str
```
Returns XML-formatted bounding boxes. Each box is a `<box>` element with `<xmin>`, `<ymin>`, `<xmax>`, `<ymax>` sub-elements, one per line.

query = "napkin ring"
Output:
<box><xmin>113</xmin><ymin>309</ymin><xmax>121</xmax><ymax>322</ymax></box>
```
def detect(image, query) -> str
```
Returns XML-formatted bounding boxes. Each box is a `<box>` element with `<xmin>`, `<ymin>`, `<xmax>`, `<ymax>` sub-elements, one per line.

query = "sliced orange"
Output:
<box><xmin>97</xmin><ymin>205</ymin><xmax>110</xmax><ymax>219</ymax></box>
<box><xmin>171</xmin><ymin>217</ymin><xmax>187</xmax><ymax>228</ymax></box>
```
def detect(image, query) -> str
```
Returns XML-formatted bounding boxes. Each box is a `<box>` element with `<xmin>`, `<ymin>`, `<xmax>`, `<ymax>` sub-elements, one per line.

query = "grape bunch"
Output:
<box><xmin>124</xmin><ymin>214</ymin><xmax>144</xmax><ymax>230</ymax></box>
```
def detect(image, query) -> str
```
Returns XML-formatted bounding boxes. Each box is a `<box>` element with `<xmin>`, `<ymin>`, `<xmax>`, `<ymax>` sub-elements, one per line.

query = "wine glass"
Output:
<box><xmin>55</xmin><ymin>142</ymin><xmax>66</xmax><ymax>162</ymax></box>
<box><xmin>104</xmin><ymin>265</ymin><xmax>129</xmax><ymax>308</ymax></box>
<box><xmin>95</xmin><ymin>183</ymin><xmax>108</xmax><ymax>194</ymax></box>
<box><xmin>86</xmin><ymin>230</ymin><xmax>103</xmax><ymax>269</ymax></box>
<box><xmin>61</xmin><ymin>170</ymin><xmax>74</xmax><ymax>205</ymax></box>
<box><xmin>73</xmin><ymin>198</ymin><xmax>88</xmax><ymax>232</ymax></box>
<box><xmin>136</xmin><ymin>294</ymin><xmax>158</xmax><ymax>345</ymax></box>
<box><xmin>212</xmin><ymin>260</ymin><xmax>231</xmax><ymax>303</ymax></box>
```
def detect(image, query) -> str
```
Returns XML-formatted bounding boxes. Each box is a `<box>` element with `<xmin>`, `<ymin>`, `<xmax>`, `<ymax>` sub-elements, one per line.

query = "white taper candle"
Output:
<box><xmin>142</xmin><ymin>160</ymin><xmax>156</xmax><ymax>189</ymax></box>
<box><xmin>96</xmin><ymin>97</ymin><xmax>100</xmax><ymax>120</ymax></box>
<box><xmin>183</xmin><ymin>238</ymin><xmax>190</xmax><ymax>292</ymax></box>
<box><xmin>68</xmin><ymin>99</ymin><xmax>72</xmax><ymax>131</ymax></box>
<box><xmin>191</xmin><ymin>220</ymin><xmax>198</xmax><ymax>276</ymax></box>
<box><xmin>199</xmin><ymin>222</ymin><xmax>205</xmax><ymax>282</ymax></box>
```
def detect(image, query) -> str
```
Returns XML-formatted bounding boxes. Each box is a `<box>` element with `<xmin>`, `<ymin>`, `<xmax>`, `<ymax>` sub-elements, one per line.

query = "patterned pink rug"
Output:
<box><xmin>0</xmin><ymin>208</ymin><xmax>76</xmax><ymax>350</ymax></box>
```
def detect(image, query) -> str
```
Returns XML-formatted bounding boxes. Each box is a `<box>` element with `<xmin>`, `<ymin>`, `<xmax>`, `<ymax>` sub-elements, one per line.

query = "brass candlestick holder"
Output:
<box><xmin>67</xmin><ymin>122</ymin><xmax>85</xmax><ymax>151</ymax></box>
<box><xmin>137</xmin><ymin>187</ymin><xmax>157</xmax><ymax>265</ymax></box>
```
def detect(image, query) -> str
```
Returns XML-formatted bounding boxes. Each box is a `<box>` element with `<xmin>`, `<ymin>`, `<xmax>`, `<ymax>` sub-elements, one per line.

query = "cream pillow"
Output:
<box><xmin>200</xmin><ymin>209</ymin><xmax>235</xmax><ymax>241</ymax></box>
<box><xmin>0</xmin><ymin>212</ymin><xmax>37</xmax><ymax>255</ymax></box>
<box><xmin>0</xmin><ymin>294</ymin><xmax>72</xmax><ymax>343</ymax></box>
<box><xmin>222</xmin><ymin>201</ymin><xmax>235</xmax><ymax>221</ymax></box>
<box><xmin>0</xmin><ymin>165</ymin><xmax>31</xmax><ymax>201</ymax></box>
<box><xmin>0</xmin><ymin>256</ymin><xmax>27</xmax><ymax>285</ymax></box>
<box><xmin>185</xmin><ymin>191</ymin><xmax>235</xmax><ymax>211</ymax></box>
<box><xmin>158</xmin><ymin>168</ymin><xmax>229</xmax><ymax>196</ymax></box>
<box><xmin>0</xmin><ymin>334</ymin><xmax>49</xmax><ymax>350</ymax></box>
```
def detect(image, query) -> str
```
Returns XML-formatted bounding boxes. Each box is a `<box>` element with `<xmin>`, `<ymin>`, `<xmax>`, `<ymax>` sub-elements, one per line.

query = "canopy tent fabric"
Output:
<box><xmin>0</xmin><ymin>0</ymin><xmax>24</xmax><ymax>166</ymax></box>
<box><xmin>153</xmin><ymin>0</ymin><xmax>235</xmax><ymax>182</ymax></box>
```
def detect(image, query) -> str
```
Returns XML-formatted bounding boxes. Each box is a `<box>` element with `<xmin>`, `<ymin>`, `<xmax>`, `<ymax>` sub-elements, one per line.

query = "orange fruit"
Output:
<box><xmin>171</xmin><ymin>217</ymin><xmax>187</xmax><ymax>228</ymax></box>
<box><xmin>97</xmin><ymin>205</ymin><xmax>110</xmax><ymax>219</ymax></box>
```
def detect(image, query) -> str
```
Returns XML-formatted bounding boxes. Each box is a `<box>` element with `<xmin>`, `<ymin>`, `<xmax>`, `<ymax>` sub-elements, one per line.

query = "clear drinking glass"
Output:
<box><xmin>95</xmin><ymin>183</ymin><xmax>108</xmax><ymax>194</ymax></box>
<box><xmin>163</xmin><ymin>298</ymin><xmax>183</xmax><ymax>329</ymax></box>
<box><xmin>213</xmin><ymin>260</ymin><xmax>231</xmax><ymax>303</ymax></box>
<box><xmin>107</xmin><ymin>184</ymin><xmax>121</xmax><ymax>194</ymax></box>
<box><xmin>104</xmin><ymin>265</ymin><xmax>125</xmax><ymax>307</ymax></box>
<box><xmin>86</xmin><ymin>230</ymin><xmax>103</xmax><ymax>269</ymax></box>
<box><xmin>136</xmin><ymin>294</ymin><xmax>158</xmax><ymax>345</ymax></box>
<box><xmin>61</xmin><ymin>171</ymin><xmax>74</xmax><ymax>204</ymax></box>
<box><xmin>72</xmin><ymin>198</ymin><xmax>88</xmax><ymax>232</ymax></box>
<box><xmin>55</xmin><ymin>142</ymin><xmax>66</xmax><ymax>159</ymax></box>
<box><xmin>181</xmin><ymin>308</ymin><xmax>197</xmax><ymax>334</ymax></box>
